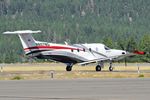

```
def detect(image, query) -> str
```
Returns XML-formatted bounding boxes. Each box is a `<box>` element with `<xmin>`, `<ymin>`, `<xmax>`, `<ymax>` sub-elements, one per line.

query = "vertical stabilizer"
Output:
<box><xmin>3</xmin><ymin>30</ymin><xmax>41</xmax><ymax>54</ymax></box>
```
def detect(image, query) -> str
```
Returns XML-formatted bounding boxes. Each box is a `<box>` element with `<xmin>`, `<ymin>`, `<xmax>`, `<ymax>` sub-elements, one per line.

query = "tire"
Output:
<box><xmin>109</xmin><ymin>67</ymin><xmax>113</xmax><ymax>71</ymax></box>
<box><xmin>96</xmin><ymin>65</ymin><xmax>101</xmax><ymax>71</ymax></box>
<box><xmin>66</xmin><ymin>66</ymin><xmax>72</xmax><ymax>71</ymax></box>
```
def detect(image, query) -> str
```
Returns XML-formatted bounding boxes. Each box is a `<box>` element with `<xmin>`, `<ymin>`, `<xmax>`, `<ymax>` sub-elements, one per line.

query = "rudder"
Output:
<box><xmin>3</xmin><ymin>30</ymin><xmax>41</xmax><ymax>54</ymax></box>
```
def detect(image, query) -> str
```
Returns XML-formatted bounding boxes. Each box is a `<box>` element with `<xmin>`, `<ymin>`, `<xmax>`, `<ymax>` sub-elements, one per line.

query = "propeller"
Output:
<box><xmin>133</xmin><ymin>50</ymin><xmax>146</xmax><ymax>55</ymax></box>
<box><xmin>119</xmin><ymin>43</ymin><xmax>127</xmax><ymax>66</ymax></box>
<box><xmin>118</xmin><ymin>40</ymin><xmax>136</xmax><ymax>66</ymax></box>
<box><xmin>119</xmin><ymin>41</ymin><xmax>148</xmax><ymax>66</ymax></box>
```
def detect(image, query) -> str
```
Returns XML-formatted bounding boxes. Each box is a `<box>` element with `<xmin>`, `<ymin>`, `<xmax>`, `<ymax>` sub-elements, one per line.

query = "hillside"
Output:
<box><xmin>0</xmin><ymin>0</ymin><xmax>149</xmax><ymax>63</ymax></box>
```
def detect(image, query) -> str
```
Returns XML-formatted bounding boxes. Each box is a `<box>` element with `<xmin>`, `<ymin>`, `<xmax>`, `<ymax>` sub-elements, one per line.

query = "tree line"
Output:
<box><xmin>0</xmin><ymin>0</ymin><xmax>149</xmax><ymax>63</ymax></box>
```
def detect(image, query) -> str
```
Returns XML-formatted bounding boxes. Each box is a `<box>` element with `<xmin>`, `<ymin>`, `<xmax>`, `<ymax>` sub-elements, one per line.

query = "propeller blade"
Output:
<box><xmin>126</xmin><ymin>42</ymin><xmax>131</xmax><ymax>51</ymax></box>
<box><xmin>133</xmin><ymin>50</ymin><xmax>146</xmax><ymax>55</ymax></box>
<box><xmin>125</xmin><ymin>58</ymin><xmax>127</xmax><ymax>66</ymax></box>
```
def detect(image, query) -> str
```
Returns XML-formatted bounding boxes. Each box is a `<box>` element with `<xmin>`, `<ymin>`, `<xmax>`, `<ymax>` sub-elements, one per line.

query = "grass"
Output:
<box><xmin>0</xmin><ymin>63</ymin><xmax>149</xmax><ymax>80</ymax></box>
<box><xmin>2</xmin><ymin>65</ymin><xmax>150</xmax><ymax>72</ymax></box>
<box><xmin>0</xmin><ymin>72</ymin><xmax>150</xmax><ymax>80</ymax></box>
<box><xmin>12</xmin><ymin>76</ymin><xmax>23</xmax><ymax>80</ymax></box>
<box><xmin>138</xmin><ymin>74</ymin><xmax>144</xmax><ymax>78</ymax></box>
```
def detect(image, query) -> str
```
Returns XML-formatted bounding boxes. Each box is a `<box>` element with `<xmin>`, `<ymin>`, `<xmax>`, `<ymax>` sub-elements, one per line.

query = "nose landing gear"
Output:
<box><xmin>95</xmin><ymin>61</ymin><xmax>113</xmax><ymax>72</ymax></box>
<box><xmin>109</xmin><ymin>61</ymin><xmax>113</xmax><ymax>71</ymax></box>
<box><xmin>109</xmin><ymin>66</ymin><xmax>113</xmax><ymax>71</ymax></box>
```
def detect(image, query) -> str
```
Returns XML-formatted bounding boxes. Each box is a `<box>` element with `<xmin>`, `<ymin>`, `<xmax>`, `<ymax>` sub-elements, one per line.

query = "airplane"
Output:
<box><xmin>3</xmin><ymin>30</ymin><xmax>146</xmax><ymax>71</ymax></box>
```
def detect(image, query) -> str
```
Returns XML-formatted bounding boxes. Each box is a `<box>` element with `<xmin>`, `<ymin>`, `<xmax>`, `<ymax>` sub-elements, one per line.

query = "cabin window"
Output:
<box><xmin>89</xmin><ymin>48</ymin><xmax>92</xmax><ymax>52</ymax></box>
<box><xmin>71</xmin><ymin>49</ymin><xmax>73</xmax><ymax>52</ymax></box>
<box><xmin>104</xmin><ymin>46</ymin><xmax>110</xmax><ymax>50</ymax></box>
<box><xmin>96</xmin><ymin>47</ymin><xmax>98</xmax><ymax>51</ymax></box>
<box><xmin>77</xmin><ymin>49</ymin><xmax>79</xmax><ymax>52</ymax></box>
<box><xmin>28</xmin><ymin>39</ymin><xmax>31</xmax><ymax>41</ymax></box>
<box><xmin>83</xmin><ymin>48</ymin><xmax>85</xmax><ymax>52</ymax></box>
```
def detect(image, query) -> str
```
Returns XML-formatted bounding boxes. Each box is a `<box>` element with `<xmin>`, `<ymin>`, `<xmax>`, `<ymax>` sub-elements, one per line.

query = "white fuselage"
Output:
<box><xmin>28</xmin><ymin>42</ymin><xmax>126</xmax><ymax>64</ymax></box>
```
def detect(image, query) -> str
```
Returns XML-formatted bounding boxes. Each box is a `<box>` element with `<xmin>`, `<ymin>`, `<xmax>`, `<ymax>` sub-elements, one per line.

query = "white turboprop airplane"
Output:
<box><xmin>3</xmin><ymin>30</ymin><xmax>145</xmax><ymax>71</ymax></box>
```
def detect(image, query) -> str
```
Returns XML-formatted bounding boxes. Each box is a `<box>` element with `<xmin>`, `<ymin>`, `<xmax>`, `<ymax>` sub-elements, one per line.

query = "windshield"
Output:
<box><xmin>104</xmin><ymin>46</ymin><xmax>110</xmax><ymax>50</ymax></box>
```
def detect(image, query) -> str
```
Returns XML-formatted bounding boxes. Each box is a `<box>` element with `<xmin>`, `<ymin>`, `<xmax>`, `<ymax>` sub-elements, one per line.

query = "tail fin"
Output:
<box><xmin>3</xmin><ymin>30</ymin><xmax>41</xmax><ymax>54</ymax></box>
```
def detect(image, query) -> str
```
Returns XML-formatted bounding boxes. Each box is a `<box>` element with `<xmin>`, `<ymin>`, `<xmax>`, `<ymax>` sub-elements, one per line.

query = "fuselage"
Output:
<box><xmin>25</xmin><ymin>41</ymin><xmax>126</xmax><ymax>64</ymax></box>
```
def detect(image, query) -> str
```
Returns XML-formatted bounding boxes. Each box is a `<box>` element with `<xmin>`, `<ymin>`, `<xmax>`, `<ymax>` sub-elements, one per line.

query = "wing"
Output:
<box><xmin>79</xmin><ymin>51</ymin><xmax>145</xmax><ymax>65</ymax></box>
<box><xmin>74</xmin><ymin>44</ymin><xmax>108</xmax><ymax>58</ymax></box>
<box><xmin>79</xmin><ymin>57</ymin><xmax>110</xmax><ymax>65</ymax></box>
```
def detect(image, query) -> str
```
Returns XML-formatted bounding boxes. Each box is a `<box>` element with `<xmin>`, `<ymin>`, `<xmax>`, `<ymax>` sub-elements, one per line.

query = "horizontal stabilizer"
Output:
<box><xmin>3</xmin><ymin>30</ymin><xmax>41</xmax><ymax>34</ymax></box>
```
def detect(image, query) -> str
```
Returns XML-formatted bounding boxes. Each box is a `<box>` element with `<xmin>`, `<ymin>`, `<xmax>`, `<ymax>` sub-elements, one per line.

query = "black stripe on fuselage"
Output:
<box><xmin>26</xmin><ymin>50</ymin><xmax>49</xmax><ymax>55</ymax></box>
<box><xmin>26</xmin><ymin>50</ymin><xmax>84</xmax><ymax>64</ymax></box>
<box><xmin>36</xmin><ymin>55</ymin><xmax>84</xmax><ymax>64</ymax></box>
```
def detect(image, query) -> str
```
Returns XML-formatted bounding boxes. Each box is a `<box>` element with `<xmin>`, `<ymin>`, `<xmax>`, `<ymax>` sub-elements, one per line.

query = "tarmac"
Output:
<box><xmin>0</xmin><ymin>78</ymin><xmax>150</xmax><ymax>100</ymax></box>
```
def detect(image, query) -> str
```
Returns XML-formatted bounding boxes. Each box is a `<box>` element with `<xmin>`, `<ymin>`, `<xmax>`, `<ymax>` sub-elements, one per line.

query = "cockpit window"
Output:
<box><xmin>104</xmin><ymin>46</ymin><xmax>110</xmax><ymax>50</ymax></box>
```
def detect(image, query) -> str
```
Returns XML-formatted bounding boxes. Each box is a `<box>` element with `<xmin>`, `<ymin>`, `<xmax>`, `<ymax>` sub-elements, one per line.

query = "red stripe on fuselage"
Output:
<box><xmin>24</xmin><ymin>46</ymin><xmax>83</xmax><ymax>51</ymax></box>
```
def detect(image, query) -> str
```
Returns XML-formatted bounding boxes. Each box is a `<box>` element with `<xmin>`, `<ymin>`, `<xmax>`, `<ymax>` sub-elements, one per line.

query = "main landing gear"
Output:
<box><xmin>66</xmin><ymin>66</ymin><xmax>72</xmax><ymax>71</ymax></box>
<box><xmin>66</xmin><ymin>64</ymin><xmax>73</xmax><ymax>71</ymax></box>
<box><xmin>95</xmin><ymin>61</ymin><xmax>104</xmax><ymax>71</ymax></box>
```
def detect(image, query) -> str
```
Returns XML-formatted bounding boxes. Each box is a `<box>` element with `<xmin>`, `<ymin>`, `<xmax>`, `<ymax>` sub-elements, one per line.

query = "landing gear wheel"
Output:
<box><xmin>66</xmin><ymin>66</ymin><xmax>72</xmax><ymax>71</ymax></box>
<box><xmin>109</xmin><ymin>67</ymin><xmax>113</xmax><ymax>71</ymax></box>
<box><xmin>96</xmin><ymin>65</ymin><xmax>101</xmax><ymax>71</ymax></box>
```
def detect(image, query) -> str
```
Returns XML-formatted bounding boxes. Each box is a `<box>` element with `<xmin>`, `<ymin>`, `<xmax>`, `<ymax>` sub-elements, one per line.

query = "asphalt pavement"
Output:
<box><xmin>0</xmin><ymin>78</ymin><xmax>150</xmax><ymax>100</ymax></box>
